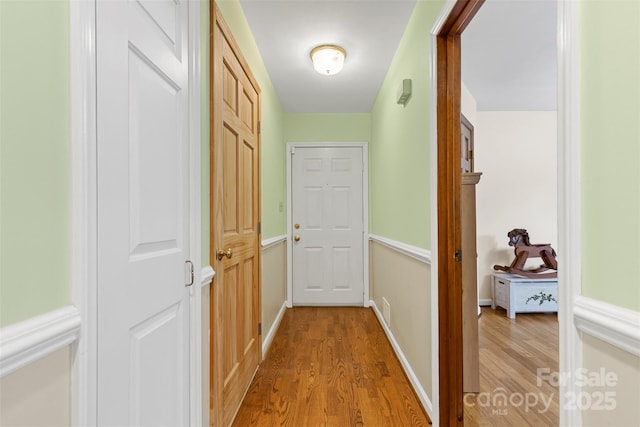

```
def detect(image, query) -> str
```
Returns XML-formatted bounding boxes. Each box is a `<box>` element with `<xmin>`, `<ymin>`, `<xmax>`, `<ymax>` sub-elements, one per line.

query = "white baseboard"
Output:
<box><xmin>574</xmin><ymin>296</ymin><xmax>640</xmax><ymax>357</ymax></box>
<box><xmin>369</xmin><ymin>300</ymin><xmax>433</xmax><ymax>418</ymax></box>
<box><xmin>0</xmin><ymin>306</ymin><xmax>81</xmax><ymax>378</ymax></box>
<box><xmin>479</xmin><ymin>298</ymin><xmax>492</xmax><ymax>307</ymax></box>
<box><xmin>262</xmin><ymin>302</ymin><xmax>287</xmax><ymax>356</ymax></box>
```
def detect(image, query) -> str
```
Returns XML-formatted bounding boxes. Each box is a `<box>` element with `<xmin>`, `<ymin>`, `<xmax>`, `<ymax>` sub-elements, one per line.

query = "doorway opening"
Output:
<box><xmin>460</xmin><ymin>1</ymin><xmax>560</xmax><ymax>423</ymax></box>
<box><xmin>435</xmin><ymin>1</ymin><xmax>486</xmax><ymax>423</ymax></box>
<box><xmin>436</xmin><ymin>0</ymin><xmax>560</xmax><ymax>424</ymax></box>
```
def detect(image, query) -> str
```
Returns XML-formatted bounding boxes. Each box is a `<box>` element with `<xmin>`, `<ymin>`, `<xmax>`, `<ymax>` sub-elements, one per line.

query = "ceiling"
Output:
<box><xmin>462</xmin><ymin>0</ymin><xmax>557</xmax><ymax>111</ymax></box>
<box><xmin>239</xmin><ymin>0</ymin><xmax>416</xmax><ymax>113</ymax></box>
<box><xmin>239</xmin><ymin>0</ymin><xmax>557</xmax><ymax>114</ymax></box>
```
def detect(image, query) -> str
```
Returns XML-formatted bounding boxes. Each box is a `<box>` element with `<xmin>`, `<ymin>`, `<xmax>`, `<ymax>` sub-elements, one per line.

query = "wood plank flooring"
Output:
<box><xmin>229</xmin><ymin>306</ymin><xmax>558</xmax><ymax>426</ymax></box>
<box><xmin>232</xmin><ymin>307</ymin><xmax>431</xmax><ymax>427</ymax></box>
<box><xmin>464</xmin><ymin>307</ymin><xmax>559</xmax><ymax>426</ymax></box>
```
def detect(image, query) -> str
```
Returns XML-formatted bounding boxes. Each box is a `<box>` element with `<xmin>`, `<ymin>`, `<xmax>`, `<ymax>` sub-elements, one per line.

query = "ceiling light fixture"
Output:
<box><xmin>310</xmin><ymin>45</ymin><xmax>346</xmax><ymax>76</ymax></box>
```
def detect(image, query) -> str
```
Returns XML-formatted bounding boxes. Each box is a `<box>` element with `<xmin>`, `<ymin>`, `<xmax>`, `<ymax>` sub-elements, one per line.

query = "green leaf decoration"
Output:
<box><xmin>526</xmin><ymin>291</ymin><xmax>557</xmax><ymax>305</ymax></box>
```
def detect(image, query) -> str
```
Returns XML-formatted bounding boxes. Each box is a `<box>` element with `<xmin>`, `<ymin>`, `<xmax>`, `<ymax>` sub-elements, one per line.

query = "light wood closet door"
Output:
<box><xmin>211</xmin><ymin>5</ymin><xmax>262</xmax><ymax>426</ymax></box>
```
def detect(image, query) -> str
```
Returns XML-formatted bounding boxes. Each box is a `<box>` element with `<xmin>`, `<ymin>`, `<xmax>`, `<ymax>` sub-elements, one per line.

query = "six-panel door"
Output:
<box><xmin>96</xmin><ymin>0</ymin><xmax>191</xmax><ymax>425</ymax></box>
<box><xmin>291</xmin><ymin>146</ymin><xmax>365</xmax><ymax>305</ymax></box>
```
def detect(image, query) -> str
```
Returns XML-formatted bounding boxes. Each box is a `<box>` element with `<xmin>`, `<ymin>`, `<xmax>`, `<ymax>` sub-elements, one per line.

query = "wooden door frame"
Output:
<box><xmin>285</xmin><ymin>142</ymin><xmax>370</xmax><ymax>308</ymax></box>
<box><xmin>209</xmin><ymin>2</ymin><xmax>263</xmax><ymax>426</ymax></box>
<box><xmin>434</xmin><ymin>0</ymin><xmax>484</xmax><ymax>425</ymax></box>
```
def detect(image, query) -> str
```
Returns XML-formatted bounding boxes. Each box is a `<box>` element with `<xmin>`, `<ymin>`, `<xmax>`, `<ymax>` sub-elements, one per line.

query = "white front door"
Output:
<box><xmin>291</xmin><ymin>146</ymin><xmax>365</xmax><ymax>305</ymax></box>
<box><xmin>96</xmin><ymin>0</ymin><xmax>190</xmax><ymax>425</ymax></box>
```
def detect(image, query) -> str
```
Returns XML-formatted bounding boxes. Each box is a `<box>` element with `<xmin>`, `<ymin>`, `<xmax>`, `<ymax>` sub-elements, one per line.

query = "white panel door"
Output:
<box><xmin>96</xmin><ymin>0</ymin><xmax>190</xmax><ymax>425</ymax></box>
<box><xmin>291</xmin><ymin>146</ymin><xmax>364</xmax><ymax>305</ymax></box>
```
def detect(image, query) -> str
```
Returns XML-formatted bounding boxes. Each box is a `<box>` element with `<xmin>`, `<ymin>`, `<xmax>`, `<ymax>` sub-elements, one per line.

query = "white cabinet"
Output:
<box><xmin>491</xmin><ymin>273</ymin><xmax>558</xmax><ymax>318</ymax></box>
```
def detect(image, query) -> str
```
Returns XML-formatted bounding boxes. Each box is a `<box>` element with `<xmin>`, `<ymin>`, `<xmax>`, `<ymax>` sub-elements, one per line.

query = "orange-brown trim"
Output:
<box><xmin>436</xmin><ymin>1</ymin><xmax>484</xmax><ymax>425</ymax></box>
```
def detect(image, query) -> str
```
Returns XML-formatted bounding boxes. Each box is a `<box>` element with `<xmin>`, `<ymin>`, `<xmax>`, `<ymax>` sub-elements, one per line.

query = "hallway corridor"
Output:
<box><xmin>231</xmin><ymin>307</ymin><xmax>431</xmax><ymax>426</ymax></box>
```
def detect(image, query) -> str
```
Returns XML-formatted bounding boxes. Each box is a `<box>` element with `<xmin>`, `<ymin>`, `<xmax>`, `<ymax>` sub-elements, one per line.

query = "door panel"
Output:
<box><xmin>291</xmin><ymin>147</ymin><xmax>364</xmax><ymax>305</ymax></box>
<box><xmin>129</xmin><ymin>304</ymin><xmax>182</xmax><ymax>426</ymax></box>
<box><xmin>223</xmin><ymin>126</ymin><xmax>238</xmax><ymax>233</ymax></box>
<box><xmin>461</xmin><ymin>113</ymin><xmax>474</xmax><ymax>173</ymax></box>
<box><xmin>242</xmin><ymin>141</ymin><xmax>255</xmax><ymax>229</ymax></box>
<box><xmin>128</xmin><ymin>50</ymin><xmax>181</xmax><ymax>256</ymax></box>
<box><xmin>211</xmin><ymin>7</ymin><xmax>262</xmax><ymax>426</ymax></box>
<box><xmin>96</xmin><ymin>0</ymin><xmax>190</xmax><ymax>425</ymax></box>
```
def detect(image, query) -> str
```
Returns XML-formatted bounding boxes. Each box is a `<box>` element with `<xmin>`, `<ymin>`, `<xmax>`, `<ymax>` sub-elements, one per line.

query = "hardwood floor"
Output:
<box><xmin>230</xmin><ymin>306</ymin><xmax>557</xmax><ymax>426</ymax></box>
<box><xmin>464</xmin><ymin>307</ymin><xmax>559</xmax><ymax>426</ymax></box>
<box><xmin>232</xmin><ymin>307</ymin><xmax>431</xmax><ymax>427</ymax></box>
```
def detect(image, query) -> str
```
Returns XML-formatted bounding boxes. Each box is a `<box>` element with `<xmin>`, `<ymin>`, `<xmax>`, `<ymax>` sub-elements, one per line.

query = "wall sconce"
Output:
<box><xmin>310</xmin><ymin>45</ymin><xmax>346</xmax><ymax>76</ymax></box>
<box><xmin>397</xmin><ymin>79</ymin><xmax>412</xmax><ymax>105</ymax></box>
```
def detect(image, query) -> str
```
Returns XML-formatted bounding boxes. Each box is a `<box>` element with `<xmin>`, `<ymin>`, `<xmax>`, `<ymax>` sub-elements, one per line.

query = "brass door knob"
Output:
<box><xmin>216</xmin><ymin>248</ymin><xmax>232</xmax><ymax>260</ymax></box>
<box><xmin>294</xmin><ymin>223</ymin><xmax>300</xmax><ymax>229</ymax></box>
<box><xmin>294</xmin><ymin>235</ymin><xmax>301</xmax><ymax>242</ymax></box>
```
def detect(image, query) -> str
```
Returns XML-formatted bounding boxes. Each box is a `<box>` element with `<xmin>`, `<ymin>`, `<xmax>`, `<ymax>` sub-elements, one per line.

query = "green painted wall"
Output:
<box><xmin>580</xmin><ymin>1</ymin><xmax>640</xmax><ymax>311</ymax></box>
<box><xmin>284</xmin><ymin>113</ymin><xmax>371</xmax><ymax>143</ymax></box>
<box><xmin>0</xmin><ymin>0</ymin><xmax>70</xmax><ymax>327</ymax></box>
<box><xmin>214</xmin><ymin>0</ymin><xmax>286</xmax><ymax>240</ymax></box>
<box><xmin>369</xmin><ymin>0</ymin><xmax>442</xmax><ymax>249</ymax></box>
<box><xmin>259</xmin><ymin>80</ymin><xmax>287</xmax><ymax>239</ymax></box>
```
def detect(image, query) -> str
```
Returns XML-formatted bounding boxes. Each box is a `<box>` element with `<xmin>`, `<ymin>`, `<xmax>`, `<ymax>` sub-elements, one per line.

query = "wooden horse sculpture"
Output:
<box><xmin>493</xmin><ymin>228</ymin><xmax>558</xmax><ymax>278</ymax></box>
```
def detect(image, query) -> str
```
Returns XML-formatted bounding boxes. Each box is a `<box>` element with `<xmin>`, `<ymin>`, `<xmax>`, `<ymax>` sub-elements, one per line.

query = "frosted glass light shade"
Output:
<box><xmin>310</xmin><ymin>45</ymin><xmax>346</xmax><ymax>75</ymax></box>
